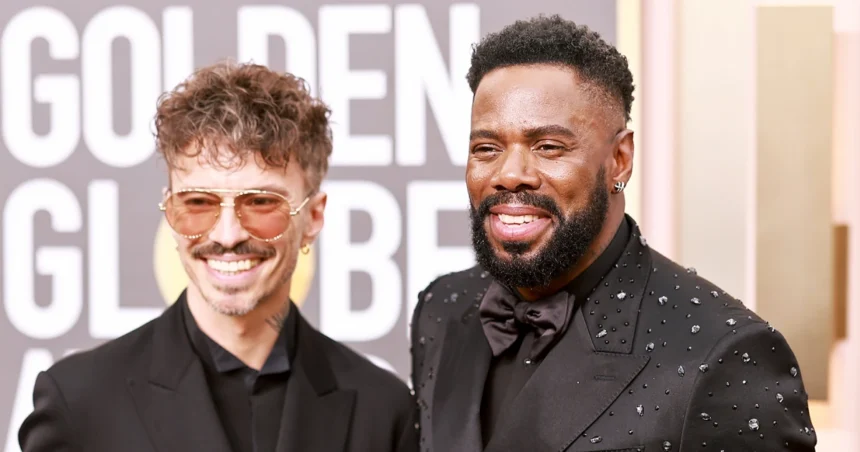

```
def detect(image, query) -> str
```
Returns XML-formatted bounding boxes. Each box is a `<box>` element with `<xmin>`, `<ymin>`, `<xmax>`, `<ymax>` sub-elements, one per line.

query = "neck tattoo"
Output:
<box><xmin>266</xmin><ymin>304</ymin><xmax>290</xmax><ymax>332</ymax></box>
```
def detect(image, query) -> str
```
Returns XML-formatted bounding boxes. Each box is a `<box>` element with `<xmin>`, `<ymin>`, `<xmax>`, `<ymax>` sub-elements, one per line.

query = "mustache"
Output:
<box><xmin>475</xmin><ymin>191</ymin><xmax>563</xmax><ymax>219</ymax></box>
<box><xmin>191</xmin><ymin>241</ymin><xmax>276</xmax><ymax>259</ymax></box>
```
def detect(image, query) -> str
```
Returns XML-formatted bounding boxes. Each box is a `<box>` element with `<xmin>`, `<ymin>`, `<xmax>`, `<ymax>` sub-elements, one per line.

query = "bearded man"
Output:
<box><xmin>410</xmin><ymin>15</ymin><xmax>817</xmax><ymax>452</ymax></box>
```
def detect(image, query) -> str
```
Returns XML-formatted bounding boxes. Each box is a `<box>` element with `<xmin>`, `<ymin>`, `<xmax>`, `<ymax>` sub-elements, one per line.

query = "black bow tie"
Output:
<box><xmin>479</xmin><ymin>281</ymin><xmax>574</xmax><ymax>361</ymax></box>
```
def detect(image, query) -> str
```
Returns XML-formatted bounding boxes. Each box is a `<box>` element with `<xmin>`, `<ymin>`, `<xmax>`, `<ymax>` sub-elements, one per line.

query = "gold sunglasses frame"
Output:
<box><xmin>158</xmin><ymin>188</ymin><xmax>311</xmax><ymax>242</ymax></box>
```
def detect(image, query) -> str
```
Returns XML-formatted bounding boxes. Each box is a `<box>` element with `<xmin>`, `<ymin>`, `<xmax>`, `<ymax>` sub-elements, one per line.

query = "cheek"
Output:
<box><xmin>466</xmin><ymin>162</ymin><xmax>493</xmax><ymax>194</ymax></box>
<box><xmin>272</xmin><ymin>237</ymin><xmax>300</xmax><ymax>265</ymax></box>
<box><xmin>544</xmin><ymin>162</ymin><xmax>580</xmax><ymax>182</ymax></box>
<box><xmin>175</xmin><ymin>236</ymin><xmax>197</xmax><ymax>257</ymax></box>
<box><xmin>543</xmin><ymin>164</ymin><xmax>599</xmax><ymax>209</ymax></box>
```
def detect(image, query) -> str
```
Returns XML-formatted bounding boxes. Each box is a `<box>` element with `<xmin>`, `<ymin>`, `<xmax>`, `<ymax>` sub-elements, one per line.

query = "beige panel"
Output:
<box><xmin>756</xmin><ymin>6</ymin><xmax>833</xmax><ymax>399</ymax></box>
<box><xmin>678</xmin><ymin>1</ymin><xmax>755</xmax><ymax>307</ymax></box>
<box><xmin>639</xmin><ymin>0</ymin><xmax>680</xmax><ymax>259</ymax></box>
<box><xmin>615</xmin><ymin>0</ymin><xmax>642</xmax><ymax>223</ymax></box>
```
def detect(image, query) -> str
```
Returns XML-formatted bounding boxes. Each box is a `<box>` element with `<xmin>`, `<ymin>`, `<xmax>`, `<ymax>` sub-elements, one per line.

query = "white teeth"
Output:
<box><xmin>206</xmin><ymin>259</ymin><xmax>261</xmax><ymax>274</ymax></box>
<box><xmin>498</xmin><ymin>214</ymin><xmax>540</xmax><ymax>225</ymax></box>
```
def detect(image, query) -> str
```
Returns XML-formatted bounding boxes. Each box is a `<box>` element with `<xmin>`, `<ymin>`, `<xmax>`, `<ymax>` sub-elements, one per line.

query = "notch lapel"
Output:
<box><xmin>431</xmin><ymin>309</ymin><xmax>493</xmax><ymax>451</ymax></box>
<box><xmin>275</xmin><ymin>311</ymin><xmax>356</xmax><ymax>452</ymax></box>
<box><xmin>127</xmin><ymin>298</ymin><xmax>233</xmax><ymax>452</ymax></box>
<box><xmin>485</xmin><ymin>312</ymin><xmax>650</xmax><ymax>452</ymax></box>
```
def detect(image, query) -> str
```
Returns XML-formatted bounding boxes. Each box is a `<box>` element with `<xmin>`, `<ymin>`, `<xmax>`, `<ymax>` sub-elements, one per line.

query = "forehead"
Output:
<box><xmin>169</xmin><ymin>147</ymin><xmax>302</xmax><ymax>192</ymax></box>
<box><xmin>471</xmin><ymin>64</ymin><xmax>600</xmax><ymax>135</ymax></box>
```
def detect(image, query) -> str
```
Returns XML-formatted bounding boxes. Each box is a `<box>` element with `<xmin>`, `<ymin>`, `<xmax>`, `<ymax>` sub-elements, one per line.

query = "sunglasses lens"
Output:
<box><xmin>235</xmin><ymin>193</ymin><xmax>291</xmax><ymax>240</ymax></box>
<box><xmin>163</xmin><ymin>191</ymin><xmax>293</xmax><ymax>240</ymax></box>
<box><xmin>164</xmin><ymin>192</ymin><xmax>221</xmax><ymax>237</ymax></box>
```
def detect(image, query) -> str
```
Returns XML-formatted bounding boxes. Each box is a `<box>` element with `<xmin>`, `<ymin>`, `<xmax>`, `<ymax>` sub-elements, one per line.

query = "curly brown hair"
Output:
<box><xmin>154</xmin><ymin>60</ymin><xmax>332</xmax><ymax>191</ymax></box>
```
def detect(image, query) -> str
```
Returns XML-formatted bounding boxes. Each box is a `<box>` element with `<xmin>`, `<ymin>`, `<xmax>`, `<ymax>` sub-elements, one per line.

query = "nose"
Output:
<box><xmin>207</xmin><ymin>203</ymin><xmax>250</xmax><ymax>249</ymax></box>
<box><xmin>490</xmin><ymin>146</ymin><xmax>541</xmax><ymax>192</ymax></box>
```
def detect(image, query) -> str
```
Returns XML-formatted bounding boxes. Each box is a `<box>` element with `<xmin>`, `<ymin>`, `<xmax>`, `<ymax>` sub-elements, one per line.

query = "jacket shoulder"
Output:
<box><xmin>44</xmin><ymin>314</ymin><xmax>159</xmax><ymax>407</ymax></box>
<box><xmin>413</xmin><ymin>265</ymin><xmax>491</xmax><ymax>327</ymax></box>
<box><xmin>640</xmin><ymin>250</ymin><xmax>772</xmax><ymax>355</ymax></box>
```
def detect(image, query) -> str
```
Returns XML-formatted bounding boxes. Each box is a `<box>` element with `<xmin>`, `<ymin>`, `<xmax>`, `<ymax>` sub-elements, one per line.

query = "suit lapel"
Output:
<box><xmin>275</xmin><ymin>310</ymin><xmax>356</xmax><ymax>452</ymax></box>
<box><xmin>127</xmin><ymin>296</ymin><xmax>233</xmax><ymax>452</ymax></box>
<box><xmin>431</xmin><ymin>309</ymin><xmax>493</xmax><ymax>451</ymax></box>
<box><xmin>485</xmin><ymin>312</ymin><xmax>649</xmax><ymax>452</ymax></box>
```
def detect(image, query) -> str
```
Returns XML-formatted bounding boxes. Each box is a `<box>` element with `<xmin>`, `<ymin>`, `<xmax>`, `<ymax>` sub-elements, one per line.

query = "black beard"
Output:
<box><xmin>469</xmin><ymin>167</ymin><xmax>609</xmax><ymax>289</ymax></box>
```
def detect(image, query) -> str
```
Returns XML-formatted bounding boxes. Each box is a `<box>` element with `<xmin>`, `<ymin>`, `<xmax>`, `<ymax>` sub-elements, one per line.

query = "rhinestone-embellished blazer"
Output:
<box><xmin>410</xmin><ymin>217</ymin><xmax>817</xmax><ymax>452</ymax></box>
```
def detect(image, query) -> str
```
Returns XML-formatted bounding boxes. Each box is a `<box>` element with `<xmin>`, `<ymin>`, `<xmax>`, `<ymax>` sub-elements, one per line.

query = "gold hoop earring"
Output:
<box><xmin>301</xmin><ymin>244</ymin><xmax>311</xmax><ymax>255</ymax></box>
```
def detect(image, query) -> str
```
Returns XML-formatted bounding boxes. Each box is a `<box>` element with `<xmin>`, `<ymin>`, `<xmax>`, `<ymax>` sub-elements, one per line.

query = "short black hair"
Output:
<box><xmin>466</xmin><ymin>14</ymin><xmax>634</xmax><ymax>123</ymax></box>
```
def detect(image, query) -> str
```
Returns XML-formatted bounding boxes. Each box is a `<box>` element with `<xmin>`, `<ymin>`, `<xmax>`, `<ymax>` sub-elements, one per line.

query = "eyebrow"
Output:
<box><xmin>176</xmin><ymin>185</ymin><xmax>292</xmax><ymax>198</ymax></box>
<box><xmin>522</xmin><ymin>124</ymin><xmax>578</xmax><ymax>140</ymax></box>
<box><xmin>469</xmin><ymin>124</ymin><xmax>579</xmax><ymax>142</ymax></box>
<box><xmin>469</xmin><ymin>129</ymin><xmax>500</xmax><ymax>141</ymax></box>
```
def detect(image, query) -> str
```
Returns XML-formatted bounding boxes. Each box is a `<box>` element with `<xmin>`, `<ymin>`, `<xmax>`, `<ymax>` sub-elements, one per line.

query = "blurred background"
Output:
<box><xmin>0</xmin><ymin>0</ymin><xmax>857</xmax><ymax>450</ymax></box>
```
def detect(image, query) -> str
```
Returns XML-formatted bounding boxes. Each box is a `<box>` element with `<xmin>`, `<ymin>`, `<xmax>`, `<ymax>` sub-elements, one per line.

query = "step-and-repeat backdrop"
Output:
<box><xmin>0</xmin><ymin>1</ymin><xmax>615</xmax><ymax>448</ymax></box>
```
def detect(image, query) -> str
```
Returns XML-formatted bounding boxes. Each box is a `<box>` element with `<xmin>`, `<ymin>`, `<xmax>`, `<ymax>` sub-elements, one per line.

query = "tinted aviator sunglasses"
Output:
<box><xmin>158</xmin><ymin>188</ymin><xmax>310</xmax><ymax>242</ymax></box>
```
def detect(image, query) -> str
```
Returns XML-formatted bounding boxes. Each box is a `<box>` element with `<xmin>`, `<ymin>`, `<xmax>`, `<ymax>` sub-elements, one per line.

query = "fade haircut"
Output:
<box><xmin>466</xmin><ymin>14</ymin><xmax>634</xmax><ymax>123</ymax></box>
<box><xmin>154</xmin><ymin>61</ymin><xmax>333</xmax><ymax>190</ymax></box>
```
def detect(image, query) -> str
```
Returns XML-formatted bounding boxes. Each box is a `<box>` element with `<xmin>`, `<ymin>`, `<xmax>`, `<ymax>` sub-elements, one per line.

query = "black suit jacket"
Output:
<box><xmin>19</xmin><ymin>298</ymin><xmax>419</xmax><ymax>452</ymax></box>
<box><xmin>411</xmin><ymin>219</ymin><xmax>817</xmax><ymax>451</ymax></box>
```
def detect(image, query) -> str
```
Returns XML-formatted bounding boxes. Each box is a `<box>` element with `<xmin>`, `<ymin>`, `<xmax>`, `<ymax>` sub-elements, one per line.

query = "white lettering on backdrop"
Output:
<box><xmin>0</xmin><ymin>4</ymin><xmax>480</xmax><ymax>451</ymax></box>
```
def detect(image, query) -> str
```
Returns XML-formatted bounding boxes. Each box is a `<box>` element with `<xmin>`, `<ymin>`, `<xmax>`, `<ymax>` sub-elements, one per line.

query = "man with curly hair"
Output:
<box><xmin>410</xmin><ymin>15</ymin><xmax>817</xmax><ymax>451</ymax></box>
<box><xmin>19</xmin><ymin>61</ymin><xmax>418</xmax><ymax>452</ymax></box>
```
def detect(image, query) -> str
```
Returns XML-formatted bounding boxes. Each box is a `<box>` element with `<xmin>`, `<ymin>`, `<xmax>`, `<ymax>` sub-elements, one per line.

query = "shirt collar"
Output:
<box><xmin>181</xmin><ymin>297</ymin><xmax>296</xmax><ymax>376</ymax></box>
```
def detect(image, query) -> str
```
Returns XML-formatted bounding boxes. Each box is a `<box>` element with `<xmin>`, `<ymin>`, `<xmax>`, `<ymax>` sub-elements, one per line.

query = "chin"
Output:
<box><xmin>493</xmin><ymin>236</ymin><xmax>546</xmax><ymax>259</ymax></box>
<box><xmin>194</xmin><ymin>281</ymin><xmax>259</xmax><ymax>315</ymax></box>
<box><xmin>205</xmin><ymin>294</ymin><xmax>260</xmax><ymax>317</ymax></box>
<box><xmin>192</xmin><ymin>262</ymin><xmax>271</xmax><ymax>316</ymax></box>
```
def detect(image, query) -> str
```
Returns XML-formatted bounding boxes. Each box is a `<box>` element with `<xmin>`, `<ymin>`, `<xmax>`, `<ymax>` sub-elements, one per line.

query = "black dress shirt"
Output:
<box><xmin>480</xmin><ymin>218</ymin><xmax>630</xmax><ymax>445</ymax></box>
<box><xmin>182</xmin><ymin>301</ymin><xmax>297</xmax><ymax>452</ymax></box>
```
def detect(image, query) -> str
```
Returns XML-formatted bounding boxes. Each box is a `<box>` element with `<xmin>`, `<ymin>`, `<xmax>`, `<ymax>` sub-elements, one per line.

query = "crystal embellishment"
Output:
<box><xmin>749</xmin><ymin>418</ymin><xmax>760</xmax><ymax>431</ymax></box>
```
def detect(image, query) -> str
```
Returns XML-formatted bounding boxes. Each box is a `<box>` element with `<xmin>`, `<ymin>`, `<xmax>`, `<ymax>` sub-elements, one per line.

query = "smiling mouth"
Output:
<box><xmin>497</xmin><ymin>214</ymin><xmax>542</xmax><ymax>225</ymax></box>
<box><xmin>205</xmin><ymin>258</ymin><xmax>263</xmax><ymax>275</ymax></box>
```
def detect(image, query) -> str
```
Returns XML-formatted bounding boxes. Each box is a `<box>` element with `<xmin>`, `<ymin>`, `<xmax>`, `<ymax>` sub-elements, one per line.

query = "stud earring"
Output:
<box><xmin>613</xmin><ymin>181</ymin><xmax>626</xmax><ymax>193</ymax></box>
<box><xmin>301</xmin><ymin>244</ymin><xmax>311</xmax><ymax>255</ymax></box>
